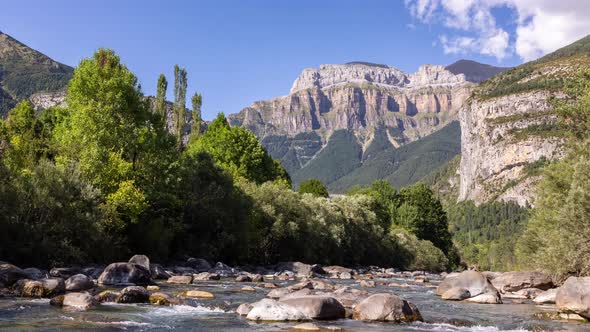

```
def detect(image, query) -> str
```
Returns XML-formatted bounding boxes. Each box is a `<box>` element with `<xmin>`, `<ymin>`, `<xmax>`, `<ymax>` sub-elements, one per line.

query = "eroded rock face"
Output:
<box><xmin>352</xmin><ymin>293</ymin><xmax>422</xmax><ymax>322</ymax></box>
<box><xmin>556</xmin><ymin>277</ymin><xmax>590</xmax><ymax>319</ymax></box>
<box><xmin>459</xmin><ymin>91</ymin><xmax>564</xmax><ymax>206</ymax></box>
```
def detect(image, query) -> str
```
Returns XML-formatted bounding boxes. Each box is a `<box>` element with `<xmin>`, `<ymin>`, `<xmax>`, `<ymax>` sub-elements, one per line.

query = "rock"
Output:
<box><xmin>128</xmin><ymin>255</ymin><xmax>150</xmax><ymax>271</ymax></box>
<box><xmin>465</xmin><ymin>293</ymin><xmax>502</xmax><ymax>304</ymax></box>
<box><xmin>0</xmin><ymin>263</ymin><xmax>28</xmax><ymax>287</ymax></box>
<box><xmin>359</xmin><ymin>280</ymin><xmax>376</xmax><ymax>288</ymax></box>
<box><xmin>23</xmin><ymin>268</ymin><xmax>45</xmax><ymax>280</ymax></box>
<box><xmin>97</xmin><ymin>263</ymin><xmax>151</xmax><ymax>286</ymax></box>
<box><xmin>236</xmin><ymin>303</ymin><xmax>253</xmax><ymax>315</ymax></box>
<box><xmin>534</xmin><ymin>288</ymin><xmax>558</xmax><ymax>304</ymax></box>
<box><xmin>246</xmin><ymin>299</ymin><xmax>307</xmax><ymax>321</ymax></box>
<box><xmin>236</xmin><ymin>275</ymin><xmax>252</xmax><ymax>282</ymax></box>
<box><xmin>311</xmin><ymin>279</ymin><xmax>335</xmax><ymax>290</ymax></box>
<box><xmin>514</xmin><ymin>288</ymin><xmax>544</xmax><ymax>299</ymax></box>
<box><xmin>491</xmin><ymin>271</ymin><xmax>553</xmax><ymax>293</ymax></box>
<box><xmin>149</xmin><ymin>292</ymin><xmax>176</xmax><ymax>305</ymax></box>
<box><xmin>209</xmin><ymin>262</ymin><xmax>236</xmax><ymax>277</ymax></box>
<box><xmin>167</xmin><ymin>275</ymin><xmax>193</xmax><ymax>284</ymax></box>
<box><xmin>241</xmin><ymin>286</ymin><xmax>256</xmax><ymax>292</ymax></box>
<box><xmin>95</xmin><ymin>290</ymin><xmax>119</xmax><ymax>303</ymax></box>
<box><xmin>482</xmin><ymin>271</ymin><xmax>502</xmax><ymax>280</ymax></box>
<box><xmin>437</xmin><ymin>270</ymin><xmax>499</xmax><ymax>298</ymax></box>
<box><xmin>49</xmin><ymin>267</ymin><xmax>81</xmax><ymax>279</ymax></box>
<box><xmin>556</xmin><ymin>277</ymin><xmax>590</xmax><ymax>319</ymax></box>
<box><xmin>173</xmin><ymin>266</ymin><xmax>196</xmax><ymax>275</ymax></box>
<box><xmin>193</xmin><ymin>272</ymin><xmax>221</xmax><ymax>281</ymax></box>
<box><xmin>263</xmin><ymin>282</ymin><xmax>278</xmax><ymax>289</ymax></box>
<box><xmin>352</xmin><ymin>293</ymin><xmax>422</xmax><ymax>322</ymax></box>
<box><xmin>14</xmin><ymin>280</ymin><xmax>45</xmax><ymax>297</ymax></box>
<box><xmin>81</xmin><ymin>267</ymin><xmax>104</xmax><ymax>279</ymax></box>
<box><xmin>150</xmin><ymin>264</ymin><xmax>171</xmax><ymax>280</ymax></box>
<box><xmin>289</xmin><ymin>280</ymin><xmax>314</xmax><ymax>291</ymax></box>
<box><xmin>178</xmin><ymin>290</ymin><xmax>215</xmax><ymax>299</ymax></box>
<box><xmin>41</xmin><ymin>278</ymin><xmax>65</xmax><ymax>297</ymax></box>
<box><xmin>62</xmin><ymin>292</ymin><xmax>98</xmax><ymax>310</ymax></box>
<box><xmin>147</xmin><ymin>285</ymin><xmax>160</xmax><ymax>291</ymax></box>
<box><xmin>250</xmin><ymin>274</ymin><xmax>264</xmax><ymax>282</ymax></box>
<box><xmin>280</xmin><ymin>289</ymin><xmax>312</xmax><ymax>301</ymax></box>
<box><xmin>268</xmin><ymin>288</ymin><xmax>291</xmax><ymax>299</ymax></box>
<box><xmin>441</xmin><ymin>287</ymin><xmax>471</xmax><ymax>301</ymax></box>
<box><xmin>339</xmin><ymin>272</ymin><xmax>352</xmax><ymax>280</ymax></box>
<box><xmin>65</xmin><ymin>274</ymin><xmax>94</xmax><ymax>291</ymax></box>
<box><xmin>289</xmin><ymin>322</ymin><xmax>321</xmax><ymax>330</ymax></box>
<box><xmin>280</xmin><ymin>295</ymin><xmax>346</xmax><ymax>320</ymax></box>
<box><xmin>116</xmin><ymin>286</ymin><xmax>150</xmax><ymax>304</ymax></box>
<box><xmin>275</xmin><ymin>262</ymin><xmax>326</xmax><ymax>278</ymax></box>
<box><xmin>49</xmin><ymin>295</ymin><xmax>64</xmax><ymax>306</ymax></box>
<box><xmin>187</xmin><ymin>257</ymin><xmax>212</xmax><ymax>272</ymax></box>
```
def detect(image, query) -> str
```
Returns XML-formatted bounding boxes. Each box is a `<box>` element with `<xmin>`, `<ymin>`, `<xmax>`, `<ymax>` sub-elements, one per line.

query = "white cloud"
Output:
<box><xmin>405</xmin><ymin>0</ymin><xmax>590</xmax><ymax>61</ymax></box>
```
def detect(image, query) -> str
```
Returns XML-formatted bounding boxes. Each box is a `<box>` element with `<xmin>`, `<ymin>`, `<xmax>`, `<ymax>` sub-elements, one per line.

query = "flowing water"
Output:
<box><xmin>0</xmin><ymin>276</ymin><xmax>588</xmax><ymax>331</ymax></box>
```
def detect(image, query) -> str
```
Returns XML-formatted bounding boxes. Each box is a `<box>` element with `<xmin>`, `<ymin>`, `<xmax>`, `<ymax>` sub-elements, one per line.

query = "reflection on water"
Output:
<box><xmin>0</xmin><ymin>277</ymin><xmax>589</xmax><ymax>331</ymax></box>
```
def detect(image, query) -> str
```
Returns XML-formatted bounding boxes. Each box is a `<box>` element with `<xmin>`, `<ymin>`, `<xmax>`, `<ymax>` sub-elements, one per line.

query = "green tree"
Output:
<box><xmin>298</xmin><ymin>178</ymin><xmax>329</xmax><ymax>197</ymax></box>
<box><xmin>189</xmin><ymin>92</ymin><xmax>203</xmax><ymax>142</ymax></box>
<box><xmin>155</xmin><ymin>74</ymin><xmax>168</xmax><ymax>123</ymax></box>
<box><xmin>173</xmin><ymin>65</ymin><xmax>187</xmax><ymax>150</ymax></box>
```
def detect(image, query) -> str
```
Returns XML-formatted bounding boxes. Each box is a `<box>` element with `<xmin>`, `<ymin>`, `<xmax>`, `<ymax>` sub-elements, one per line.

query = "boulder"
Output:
<box><xmin>209</xmin><ymin>262</ymin><xmax>236</xmax><ymax>277</ymax></box>
<box><xmin>23</xmin><ymin>268</ymin><xmax>45</xmax><ymax>280</ymax></box>
<box><xmin>280</xmin><ymin>295</ymin><xmax>345</xmax><ymax>320</ymax></box>
<box><xmin>14</xmin><ymin>280</ymin><xmax>45</xmax><ymax>297</ymax></box>
<box><xmin>178</xmin><ymin>290</ymin><xmax>215</xmax><ymax>299</ymax></box>
<box><xmin>275</xmin><ymin>262</ymin><xmax>326</xmax><ymax>277</ymax></box>
<box><xmin>95</xmin><ymin>290</ymin><xmax>119</xmax><ymax>303</ymax></box>
<box><xmin>352</xmin><ymin>293</ymin><xmax>422</xmax><ymax>322</ymax></box>
<box><xmin>436</xmin><ymin>271</ymin><xmax>498</xmax><ymax>298</ymax></box>
<box><xmin>193</xmin><ymin>272</ymin><xmax>220</xmax><ymax>281</ymax></box>
<box><xmin>187</xmin><ymin>258</ymin><xmax>212</xmax><ymax>272</ymax></box>
<box><xmin>241</xmin><ymin>286</ymin><xmax>256</xmax><ymax>292</ymax></box>
<box><xmin>359</xmin><ymin>280</ymin><xmax>376</xmax><ymax>288</ymax></box>
<box><xmin>41</xmin><ymin>278</ymin><xmax>66</xmax><ymax>297</ymax></box>
<box><xmin>514</xmin><ymin>288</ymin><xmax>544</xmax><ymax>299</ymax></box>
<box><xmin>250</xmin><ymin>274</ymin><xmax>264</xmax><ymax>282</ymax></box>
<box><xmin>236</xmin><ymin>275</ymin><xmax>252</xmax><ymax>282</ymax></box>
<box><xmin>482</xmin><ymin>271</ymin><xmax>502</xmax><ymax>280</ymax></box>
<box><xmin>97</xmin><ymin>263</ymin><xmax>151</xmax><ymax>286</ymax></box>
<box><xmin>246</xmin><ymin>299</ymin><xmax>307</xmax><ymax>321</ymax></box>
<box><xmin>279</xmin><ymin>288</ymin><xmax>312</xmax><ymax>301</ymax></box>
<box><xmin>61</xmin><ymin>292</ymin><xmax>98</xmax><ymax>310</ymax></box>
<box><xmin>534</xmin><ymin>288</ymin><xmax>558</xmax><ymax>304</ymax></box>
<box><xmin>65</xmin><ymin>274</ymin><xmax>94</xmax><ymax>292</ymax></box>
<box><xmin>128</xmin><ymin>255</ymin><xmax>150</xmax><ymax>271</ymax></box>
<box><xmin>49</xmin><ymin>267</ymin><xmax>81</xmax><ymax>279</ymax></box>
<box><xmin>491</xmin><ymin>271</ymin><xmax>553</xmax><ymax>293</ymax></box>
<box><xmin>268</xmin><ymin>288</ymin><xmax>291</xmax><ymax>299</ymax></box>
<box><xmin>116</xmin><ymin>286</ymin><xmax>150</xmax><ymax>304</ymax></box>
<box><xmin>0</xmin><ymin>263</ymin><xmax>28</xmax><ymax>287</ymax></box>
<box><xmin>167</xmin><ymin>275</ymin><xmax>193</xmax><ymax>284</ymax></box>
<box><xmin>150</xmin><ymin>264</ymin><xmax>171</xmax><ymax>280</ymax></box>
<box><xmin>288</xmin><ymin>280</ymin><xmax>314</xmax><ymax>291</ymax></box>
<box><xmin>556</xmin><ymin>277</ymin><xmax>590</xmax><ymax>319</ymax></box>
<box><xmin>149</xmin><ymin>292</ymin><xmax>175</xmax><ymax>306</ymax></box>
<box><xmin>465</xmin><ymin>293</ymin><xmax>502</xmax><ymax>304</ymax></box>
<box><xmin>82</xmin><ymin>267</ymin><xmax>104</xmax><ymax>279</ymax></box>
<box><xmin>311</xmin><ymin>279</ymin><xmax>335</xmax><ymax>290</ymax></box>
<box><xmin>236</xmin><ymin>303</ymin><xmax>253</xmax><ymax>316</ymax></box>
<box><xmin>147</xmin><ymin>285</ymin><xmax>160</xmax><ymax>291</ymax></box>
<box><xmin>173</xmin><ymin>266</ymin><xmax>196</xmax><ymax>275</ymax></box>
<box><xmin>441</xmin><ymin>287</ymin><xmax>471</xmax><ymax>301</ymax></box>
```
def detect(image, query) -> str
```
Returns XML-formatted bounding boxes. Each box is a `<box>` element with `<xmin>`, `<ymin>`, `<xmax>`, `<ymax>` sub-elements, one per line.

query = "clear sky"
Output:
<box><xmin>1</xmin><ymin>0</ymin><xmax>587</xmax><ymax>120</ymax></box>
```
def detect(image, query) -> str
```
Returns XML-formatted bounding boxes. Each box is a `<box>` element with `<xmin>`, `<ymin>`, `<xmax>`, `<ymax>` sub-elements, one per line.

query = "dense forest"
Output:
<box><xmin>0</xmin><ymin>49</ymin><xmax>456</xmax><ymax>272</ymax></box>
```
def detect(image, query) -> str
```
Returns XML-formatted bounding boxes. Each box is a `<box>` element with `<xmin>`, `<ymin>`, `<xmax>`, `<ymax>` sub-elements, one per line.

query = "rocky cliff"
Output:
<box><xmin>458</xmin><ymin>34</ymin><xmax>590</xmax><ymax>206</ymax></box>
<box><xmin>229</xmin><ymin>62</ymin><xmax>490</xmax><ymax>182</ymax></box>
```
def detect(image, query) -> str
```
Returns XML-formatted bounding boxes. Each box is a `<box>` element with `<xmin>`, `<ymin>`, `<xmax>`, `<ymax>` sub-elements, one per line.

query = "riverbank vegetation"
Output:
<box><xmin>0</xmin><ymin>49</ymin><xmax>455</xmax><ymax>271</ymax></box>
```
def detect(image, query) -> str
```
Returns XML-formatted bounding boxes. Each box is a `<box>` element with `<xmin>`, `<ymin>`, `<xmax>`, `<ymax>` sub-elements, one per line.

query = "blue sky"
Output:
<box><xmin>1</xmin><ymin>0</ymin><xmax>583</xmax><ymax>120</ymax></box>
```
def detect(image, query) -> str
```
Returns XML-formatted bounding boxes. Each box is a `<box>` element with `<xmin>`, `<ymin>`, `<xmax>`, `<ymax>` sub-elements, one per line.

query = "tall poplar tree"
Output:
<box><xmin>173</xmin><ymin>65</ymin><xmax>187</xmax><ymax>150</ymax></box>
<box><xmin>190</xmin><ymin>92</ymin><xmax>202</xmax><ymax>142</ymax></box>
<box><xmin>155</xmin><ymin>74</ymin><xmax>168</xmax><ymax>126</ymax></box>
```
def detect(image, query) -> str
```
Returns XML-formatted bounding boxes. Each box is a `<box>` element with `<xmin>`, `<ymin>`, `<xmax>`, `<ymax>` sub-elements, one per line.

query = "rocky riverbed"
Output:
<box><xmin>1</xmin><ymin>257</ymin><xmax>589</xmax><ymax>331</ymax></box>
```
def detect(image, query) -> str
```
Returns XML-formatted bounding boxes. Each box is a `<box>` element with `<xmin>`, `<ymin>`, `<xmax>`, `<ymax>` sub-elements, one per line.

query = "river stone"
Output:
<box><xmin>289</xmin><ymin>280</ymin><xmax>314</xmax><ymax>291</ymax></box>
<box><xmin>98</xmin><ymin>263</ymin><xmax>151</xmax><ymax>286</ymax></box>
<box><xmin>178</xmin><ymin>290</ymin><xmax>215</xmax><ymax>299</ymax></box>
<box><xmin>0</xmin><ymin>263</ymin><xmax>28</xmax><ymax>287</ymax></box>
<box><xmin>352</xmin><ymin>293</ymin><xmax>422</xmax><ymax>322</ymax></box>
<box><xmin>49</xmin><ymin>267</ymin><xmax>81</xmax><ymax>279</ymax></box>
<box><xmin>14</xmin><ymin>280</ymin><xmax>45</xmax><ymax>297</ymax></box>
<box><xmin>556</xmin><ymin>277</ymin><xmax>590</xmax><ymax>319</ymax></box>
<box><xmin>209</xmin><ymin>262</ymin><xmax>236</xmax><ymax>277</ymax></box>
<box><xmin>41</xmin><ymin>278</ymin><xmax>66</xmax><ymax>297</ymax></box>
<box><xmin>441</xmin><ymin>287</ymin><xmax>471</xmax><ymax>301</ymax></box>
<box><xmin>311</xmin><ymin>279</ymin><xmax>335</xmax><ymax>290</ymax></box>
<box><xmin>82</xmin><ymin>267</ymin><xmax>104</xmax><ymax>279</ymax></box>
<box><xmin>279</xmin><ymin>288</ymin><xmax>312</xmax><ymax>301</ymax></box>
<box><xmin>246</xmin><ymin>299</ymin><xmax>307</xmax><ymax>321</ymax></box>
<box><xmin>193</xmin><ymin>272</ymin><xmax>221</xmax><ymax>281</ymax></box>
<box><xmin>23</xmin><ymin>268</ymin><xmax>45</xmax><ymax>280</ymax></box>
<box><xmin>514</xmin><ymin>288</ymin><xmax>544</xmax><ymax>299</ymax></box>
<box><xmin>236</xmin><ymin>275</ymin><xmax>252</xmax><ymax>282</ymax></box>
<box><xmin>149</xmin><ymin>292</ymin><xmax>176</xmax><ymax>305</ymax></box>
<box><xmin>359</xmin><ymin>280</ymin><xmax>376</xmax><ymax>288</ymax></box>
<box><xmin>116</xmin><ymin>286</ymin><xmax>150</xmax><ymax>303</ymax></box>
<box><xmin>167</xmin><ymin>275</ymin><xmax>193</xmax><ymax>284</ymax></box>
<box><xmin>275</xmin><ymin>262</ymin><xmax>326</xmax><ymax>277</ymax></box>
<box><xmin>280</xmin><ymin>295</ymin><xmax>346</xmax><ymax>320</ymax></box>
<box><xmin>65</xmin><ymin>274</ymin><xmax>94</xmax><ymax>291</ymax></box>
<box><xmin>95</xmin><ymin>290</ymin><xmax>119</xmax><ymax>303</ymax></box>
<box><xmin>465</xmin><ymin>293</ymin><xmax>502</xmax><ymax>304</ymax></box>
<box><xmin>289</xmin><ymin>322</ymin><xmax>321</xmax><ymax>330</ymax></box>
<box><xmin>491</xmin><ymin>271</ymin><xmax>553</xmax><ymax>293</ymax></box>
<box><xmin>236</xmin><ymin>303</ymin><xmax>253</xmax><ymax>316</ymax></box>
<box><xmin>241</xmin><ymin>286</ymin><xmax>256</xmax><ymax>292</ymax></box>
<box><xmin>268</xmin><ymin>288</ymin><xmax>291</xmax><ymax>299</ymax></box>
<box><xmin>534</xmin><ymin>288</ymin><xmax>558</xmax><ymax>304</ymax></box>
<box><xmin>149</xmin><ymin>264</ymin><xmax>171</xmax><ymax>280</ymax></box>
<box><xmin>62</xmin><ymin>292</ymin><xmax>98</xmax><ymax>310</ymax></box>
<box><xmin>437</xmin><ymin>270</ymin><xmax>498</xmax><ymax>298</ymax></box>
<box><xmin>128</xmin><ymin>255</ymin><xmax>150</xmax><ymax>271</ymax></box>
<box><xmin>187</xmin><ymin>257</ymin><xmax>212</xmax><ymax>272</ymax></box>
<box><xmin>250</xmin><ymin>274</ymin><xmax>264</xmax><ymax>282</ymax></box>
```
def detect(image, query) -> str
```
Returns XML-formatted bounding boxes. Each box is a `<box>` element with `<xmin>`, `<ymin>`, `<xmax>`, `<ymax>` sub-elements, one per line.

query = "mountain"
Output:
<box><xmin>445</xmin><ymin>60</ymin><xmax>510</xmax><ymax>83</ymax></box>
<box><xmin>0</xmin><ymin>31</ymin><xmax>73</xmax><ymax>115</ymax></box>
<box><xmin>459</xmin><ymin>34</ymin><xmax>590</xmax><ymax>206</ymax></box>
<box><xmin>230</xmin><ymin>60</ymin><xmax>506</xmax><ymax>190</ymax></box>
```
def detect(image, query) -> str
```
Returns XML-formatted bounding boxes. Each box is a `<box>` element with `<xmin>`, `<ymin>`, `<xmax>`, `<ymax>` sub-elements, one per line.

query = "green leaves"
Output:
<box><xmin>298</xmin><ymin>178</ymin><xmax>329</xmax><ymax>197</ymax></box>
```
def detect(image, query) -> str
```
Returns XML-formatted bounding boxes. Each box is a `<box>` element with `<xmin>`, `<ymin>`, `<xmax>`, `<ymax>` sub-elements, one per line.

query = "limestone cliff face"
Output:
<box><xmin>459</xmin><ymin>91</ymin><xmax>564</xmax><ymax>206</ymax></box>
<box><xmin>230</xmin><ymin>63</ymin><xmax>475</xmax><ymax>172</ymax></box>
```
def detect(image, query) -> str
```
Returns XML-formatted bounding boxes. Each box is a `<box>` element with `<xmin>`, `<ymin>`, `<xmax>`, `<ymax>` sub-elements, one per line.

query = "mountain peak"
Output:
<box><xmin>445</xmin><ymin>59</ymin><xmax>509</xmax><ymax>83</ymax></box>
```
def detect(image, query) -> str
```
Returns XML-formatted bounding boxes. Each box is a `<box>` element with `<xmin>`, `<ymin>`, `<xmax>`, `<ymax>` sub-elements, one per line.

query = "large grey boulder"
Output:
<box><xmin>437</xmin><ymin>270</ymin><xmax>498</xmax><ymax>298</ymax></box>
<box><xmin>280</xmin><ymin>295</ymin><xmax>345</xmax><ymax>320</ymax></box>
<box><xmin>128</xmin><ymin>255</ymin><xmax>150</xmax><ymax>271</ymax></box>
<box><xmin>534</xmin><ymin>288</ymin><xmax>558</xmax><ymax>304</ymax></box>
<box><xmin>41</xmin><ymin>278</ymin><xmax>66</xmax><ymax>297</ymax></box>
<box><xmin>23</xmin><ymin>268</ymin><xmax>45</xmax><ymax>280</ymax></box>
<box><xmin>246</xmin><ymin>299</ymin><xmax>307</xmax><ymax>321</ymax></box>
<box><xmin>150</xmin><ymin>264</ymin><xmax>171</xmax><ymax>280</ymax></box>
<box><xmin>352</xmin><ymin>293</ymin><xmax>422</xmax><ymax>322</ymax></box>
<box><xmin>97</xmin><ymin>263</ymin><xmax>151</xmax><ymax>286</ymax></box>
<box><xmin>0</xmin><ymin>263</ymin><xmax>28</xmax><ymax>287</ymax></box>
<box><xmin>65</xmin><ymin>274</ymin><xmax>94</xmax><ymax>291</ymax></box>
<box><xmin>491</xmin><ymin>271</ymin><xmax>553</xmax><ymax>293</ymax></box>
<box><xmin>441</xmin><ymin>287</ymin><xmax>471</xmax><ymax>301</ymax></box>
<box><xmin>556</xmin><ymin>277</ymin><xmax>590</xmax><ymax>319</ymax></box>
<box><xmin>61</xmin><ymin>292</ymin><xmax>98</xmax><ymax>310</ymax></box>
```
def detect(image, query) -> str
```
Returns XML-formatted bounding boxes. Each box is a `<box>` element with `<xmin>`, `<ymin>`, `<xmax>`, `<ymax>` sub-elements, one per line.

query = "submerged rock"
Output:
<box><xmin>352</xmin><ymin>293</ymin><xmax>422</xmax><ymax>322</ymax></box>
<box><xmin>97</xmin><ymin>263</ymin><xmax>151</xmax><ymax>286</ymax></box>
<box><xmin>246</xmin><ymin>299</ymin><xmax>307</xmax><ymax>321</ymax></box>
